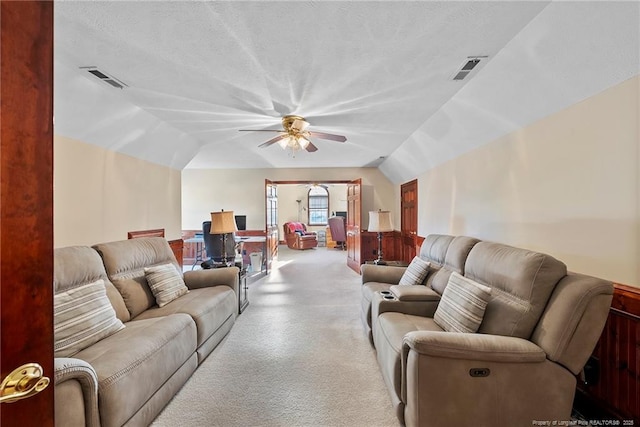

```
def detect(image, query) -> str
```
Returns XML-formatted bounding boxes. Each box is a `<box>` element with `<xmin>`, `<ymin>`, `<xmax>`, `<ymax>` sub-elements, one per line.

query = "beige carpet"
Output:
<box><xmin>152</xmin><ymin>246</ymin><xmax>399</xmax><ymax>427</ymax></box>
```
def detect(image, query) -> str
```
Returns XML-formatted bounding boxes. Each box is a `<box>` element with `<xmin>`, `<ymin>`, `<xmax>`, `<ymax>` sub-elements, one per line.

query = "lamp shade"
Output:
<box><xmin>210</xmin><ymin>210</ymin><xmax>237</xmax><ymax>234</ymax></box>
<box><xmin>368</xmin><ymin>210</ymin><xmax>393</xmax><ymax>232</ymax></box>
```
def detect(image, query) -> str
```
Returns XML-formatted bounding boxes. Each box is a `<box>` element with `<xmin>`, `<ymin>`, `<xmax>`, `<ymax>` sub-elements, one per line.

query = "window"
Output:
<box><xmin>308</xmin><ymin>186</ymin><xmax>329</xmax><ymax>225</ymax></box>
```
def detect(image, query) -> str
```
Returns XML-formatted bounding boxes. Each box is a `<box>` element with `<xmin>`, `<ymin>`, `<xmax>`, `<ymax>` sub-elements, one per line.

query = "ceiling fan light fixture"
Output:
<box><xmin>291</xmin><ymin>118</ymin><xmax>309</xmax><ymax>132</ymax></box>
<box><xmin>298</xmin><ymin>136</ymin><xmax>311</xmax><ymax>149</ymax></box>
<box><xmin>277</xmin><ymin>136</ymin><xmax>290</xmax><ymax>149</ymax></box>
<box><xmin>240</xmin><ymin>115</ymin><xmax>345</xmax><ymax>155</ymax></box>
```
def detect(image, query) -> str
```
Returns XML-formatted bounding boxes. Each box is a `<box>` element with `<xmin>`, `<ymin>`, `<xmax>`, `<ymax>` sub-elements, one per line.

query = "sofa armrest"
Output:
<box><xmin>390</xmin><ymin>285</ymin><xmax>440</xmax><ymax>302</ymax></box>
<box><xmin>371</xmin><ymin>293</ymin><xmax>439</xmax><ymax>330</ymax></box>
<box><xmin>54</xmin><ymin>357</ymin><xmax>100</xmax><ymax>427</ymax></box>
<box><xmin>402</xmin><ymin>331</ymin><xmax>546</xmax><ymax>363</ymax></box>
<box><xmin>361</xmin><ymin>264</ymin><xmax>406</xmax><ymax>285</ymax></box>
<box><xmin>183</xmin><ymin>267</ymin><xmax>239</xmax><ymax>295</ymax></box>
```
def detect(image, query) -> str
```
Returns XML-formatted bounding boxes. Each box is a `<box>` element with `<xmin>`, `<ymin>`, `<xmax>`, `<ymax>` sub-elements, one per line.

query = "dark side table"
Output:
<box><xmin>237</xmin><ymin>266</ymin><xmax>249</xmax><ymax>314</ymax></box>
<box><xmin>201</xmin><ymin>261</ymin><xmax>248</xmax><ymax>314</ymax></box>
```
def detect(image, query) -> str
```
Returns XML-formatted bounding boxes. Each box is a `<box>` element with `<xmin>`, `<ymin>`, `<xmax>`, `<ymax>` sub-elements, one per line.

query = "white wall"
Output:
<box><xmin>415</xmin><ymin>76</ymin><xmax>639</xmax><ymax>286</ymax></box>
<box><xmin>54</xmin><ymin>136</ymin><xmax>183</xmax><ymax>247</ymax></box>
<box><xmin>181</xmin><ymin>168</ymin><xmax>395</xmax><ymax>232</ymax></box>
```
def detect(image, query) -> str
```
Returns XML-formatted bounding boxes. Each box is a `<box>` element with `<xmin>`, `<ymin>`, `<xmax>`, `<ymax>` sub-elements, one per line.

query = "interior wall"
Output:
<box><xmin>416</xmin><ymin>75</ymin><xmax>639</xmax><ymax>286</ymax></box>
<box><xmin>181</xmin><ymin>167</ymin><xmax>395</xmax><ymax>232</ymax></box>
<box><xmin>277</xmin><ymin>184</ymin><xmax>347</xmax><ymax>236</ymax></box>
<box><xmin>54</xmin><ymin>136</ymin><xmax>183</xmax><ymax>247</ymax></box>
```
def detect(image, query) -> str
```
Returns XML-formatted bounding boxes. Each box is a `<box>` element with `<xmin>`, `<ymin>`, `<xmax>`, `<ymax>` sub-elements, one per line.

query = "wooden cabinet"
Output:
<box><xmin>168</xmin><ymin>239</ymin><xmax>184</xmax><ymax>268</ymax></box>
<box><xmin>360</xmin><ymin>231</ymin><xmax>399</xmax><ymax>263</ymax></box>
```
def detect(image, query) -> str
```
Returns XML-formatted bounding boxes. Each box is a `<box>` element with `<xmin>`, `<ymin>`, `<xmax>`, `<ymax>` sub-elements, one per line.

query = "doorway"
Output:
<box><xmin>265</xmin><ymin>179</ymin><xmax>362</xmax><ymax>272</ymax></box>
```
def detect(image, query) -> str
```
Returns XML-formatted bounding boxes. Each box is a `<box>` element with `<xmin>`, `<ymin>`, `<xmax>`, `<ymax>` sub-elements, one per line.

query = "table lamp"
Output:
<box><xmin>368</xmin><ymin>210</ymin><xmax>393</xmax><ymax>265</ymax></box>
<box><xmin>210</xmin><ymin>210</ymin><xmax>237</xmax><ymax>266</ymax></box>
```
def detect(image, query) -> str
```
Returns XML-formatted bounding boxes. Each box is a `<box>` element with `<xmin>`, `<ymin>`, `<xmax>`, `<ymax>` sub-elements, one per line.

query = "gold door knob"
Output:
<box><xmin>0</xmin><ymin>363</ymin><xmax>50</xmax><ymax>403</ymax></box>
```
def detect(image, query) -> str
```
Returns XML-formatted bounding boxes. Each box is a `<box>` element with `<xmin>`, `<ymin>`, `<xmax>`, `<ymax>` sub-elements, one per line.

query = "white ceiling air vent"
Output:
<box><xmin>80</xmin><ymin>66</ymin><xmax>127</xmax><ymax>89</ymax></box>
<box><xmin>453</xmin><ymin>56</ymin><xmax>487</xmax><ymax>81</ymax></box>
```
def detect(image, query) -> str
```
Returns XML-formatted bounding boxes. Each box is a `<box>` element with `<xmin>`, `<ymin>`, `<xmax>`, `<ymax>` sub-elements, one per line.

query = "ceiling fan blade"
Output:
<box><xmin>258</xmin><ymin>134</ymin><xmax>287</xmax><ymax>148</ymax></box>
<box><xmin>308</xmin><ymin>131</ymin><xmax>347</xmax><ymax>142</ymax></box>
<box><xmin>305</xmin><ymin>141</ymin><xmax>318</xmax><ymax>152</ymax></box>
<box><xmin>239</xmin><ymin>129</ymin><xmax>283</xmax><ymax>132</ymax></box>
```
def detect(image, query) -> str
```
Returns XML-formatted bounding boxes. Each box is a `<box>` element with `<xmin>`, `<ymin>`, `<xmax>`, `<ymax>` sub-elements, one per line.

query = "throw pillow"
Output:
<box><xmin>434</xmin><ymin>272</ymin><xmax>492</xmax><ymax>333</ymax></box>
<box><xmin>54</xmin><ymin>279</ymin><xmax>125</xmax><ymax>357</ymax></box>
<box><xmin>398</xmin><ymin>257</ymin><xmax>431</xmax><ymax>286</ymax></box>
<box><xmin>144</xmin><ymin>263</ymin><xmax>189</xmax><ymax>307</ymax></box>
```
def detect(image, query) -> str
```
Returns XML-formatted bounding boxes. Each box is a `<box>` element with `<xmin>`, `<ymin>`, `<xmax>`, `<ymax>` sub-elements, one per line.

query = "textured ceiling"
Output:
<box><xmin>53</xmin><ymin>1</ymin><xmax>640</xmax><ymax>183</ymax></box>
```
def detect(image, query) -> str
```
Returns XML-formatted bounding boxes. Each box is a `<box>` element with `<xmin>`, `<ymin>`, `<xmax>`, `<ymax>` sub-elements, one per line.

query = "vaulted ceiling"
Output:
<box><xmin>53</xmin><ymin>1</ymin><xmax>639</xmax><ymax>184</ymax></box>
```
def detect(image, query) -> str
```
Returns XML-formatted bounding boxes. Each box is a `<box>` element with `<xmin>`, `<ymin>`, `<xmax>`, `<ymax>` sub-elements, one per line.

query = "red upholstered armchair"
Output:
<box><xmin>283</xmin><ymin>222</ymin><xmax>318</xmax><ymax>250</ymax></box>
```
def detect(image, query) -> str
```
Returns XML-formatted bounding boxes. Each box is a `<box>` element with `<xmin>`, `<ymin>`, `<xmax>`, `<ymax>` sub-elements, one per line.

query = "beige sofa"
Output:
<box><xmin>363</xmin><ymin>234</ymin><xmax>613</xmax><ymax>426</ymax></box>
<box><xmin>54</xmin><ymin>237</ymin><xmax>238</xmax><ymax>427</ymax></box>
<box><xmin>361</xmin><ymin>235</ymin><xmax>479</xmax><ymax>342</ymax></box>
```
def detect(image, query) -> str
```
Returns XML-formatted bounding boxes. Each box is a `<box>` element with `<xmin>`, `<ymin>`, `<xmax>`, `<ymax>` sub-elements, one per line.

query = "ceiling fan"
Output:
<box><xmin>239</xmin><ymin>115</ymin><xmax>347</xmax><ymax>154</ymax></box>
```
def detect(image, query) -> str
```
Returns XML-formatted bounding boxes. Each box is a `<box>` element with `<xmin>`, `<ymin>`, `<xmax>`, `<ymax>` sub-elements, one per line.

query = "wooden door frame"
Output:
<box><xmin>266</xmin><ymin>179</ymin><xmax>356</xmax><ymax>231</ymax></box>
<box><xmin>265</xmin><ymin>179</ymin><xmax>361</xmax><ymax>265</ymax></box>
<box><xmin>346</xmin><ymin>179</ymin><xmax>362</xmax><ymax>273</ymax></box>
<box><xmin>264</xmin><ymin>179</ymin><xmax>278</xmax><ymax>272</ymax></box>
<box><xmin>400</xmin><ymin>179</ymin><xmax>418</xmax><ymax>263</ymax></box>
<box><xmin>1</xmin><ymin>2</ymin><xmax>55</xmax><ymax>424</ymax></box>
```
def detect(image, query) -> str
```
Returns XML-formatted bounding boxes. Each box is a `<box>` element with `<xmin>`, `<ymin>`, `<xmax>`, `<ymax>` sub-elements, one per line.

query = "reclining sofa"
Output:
<box><xmin>362</xmin><ymin>234</ymin><xmax>613</xmax><ymax>426</ymax></box>
<box><xmin>54</xmin><ymin>237</ymin><xmax>238</xmax><ymax>427</ymax></box>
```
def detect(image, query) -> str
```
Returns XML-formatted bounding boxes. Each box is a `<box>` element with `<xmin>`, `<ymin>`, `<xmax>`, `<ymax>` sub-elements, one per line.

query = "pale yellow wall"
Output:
<box><xmin>54</xmin><ymin>136</ymin><xmax>182</xmax><ymax>247</ymax></box>
<box><xmin>181</xmin><ymin>168</ymin><xmax>395</xmax><ymax>233</ymax></box>
<box><xmin>417</xmin><ymin>75</ymin><xmax>639</xmax><ymax>286</ymax></box>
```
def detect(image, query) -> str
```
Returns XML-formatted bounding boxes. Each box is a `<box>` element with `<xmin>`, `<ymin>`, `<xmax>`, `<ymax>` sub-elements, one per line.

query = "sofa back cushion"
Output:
<box><xmin>418</xmin><ymin>234</ymin><xmax>454</xmax><ymax>266</ymax></box>
<box><xmin>93</xmin><ymin>237</ymin><xmax>181</xmax><ymax>319</ymax></box>
<box><xmin>418</xmin><ymin>234</ymin><xmax>452</xmax><ymax>288</ymax></box>
<box><xmin>427</xmin><ymin>236</ymin><xmax>480</xmax><ymax>294</ymax></box>
<box><xmin>465</xmin><ymin>242</ymin><xmax>567</xmax><ymax>339</ymax></box>
<box><xmin>531</xmin><ymin>273</ymin><xmax>613</xmax><ymax>374</ymax></box>
<box><xmin>54</xmin><ymin>246</ymin><xmax>130</xmax><ymax>323</ymax></box>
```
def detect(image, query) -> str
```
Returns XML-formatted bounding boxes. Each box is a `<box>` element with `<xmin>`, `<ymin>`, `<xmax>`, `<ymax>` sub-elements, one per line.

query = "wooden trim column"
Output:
<box><xmin>0</xmin><ymin>2</ymin><xmax>54</xmax><ymax>424</ymax></box>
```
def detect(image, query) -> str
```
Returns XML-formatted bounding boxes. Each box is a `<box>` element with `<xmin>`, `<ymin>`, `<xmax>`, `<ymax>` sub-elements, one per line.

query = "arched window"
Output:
<box><xmin>308</xmin><ymin>185</ymin><xmax>329</xmax><ymax>225</ymax></box>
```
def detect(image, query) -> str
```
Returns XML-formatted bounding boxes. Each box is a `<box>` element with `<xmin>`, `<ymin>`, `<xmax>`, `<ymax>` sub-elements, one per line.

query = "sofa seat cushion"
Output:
<box><xmin>133</xmin><ymin>286</ymin><xmax>236</xmax><ymax>348</ymax></box>
<box><xmin>75</xmin><ymin>314</ymin><xmax>196</xmax><ymax>427</ymax></box>
<box><xmin>298</xmin><ymin>234</ymin><xmax>317</xmax><ymax>241</ymax></box>
<box><xmin>376</xmin><ymin>312</ymin><xmax>445</xmax><ymax>353</ymax></box>
<box><xmin>362</xmin><ymin>282</ymin><xmax>393</xmax><ymax>327</ymax></box>
<box><xmin>374</xmin><ymin>312</ymin><xmax>444</xmax><ymax>403</ymax></box>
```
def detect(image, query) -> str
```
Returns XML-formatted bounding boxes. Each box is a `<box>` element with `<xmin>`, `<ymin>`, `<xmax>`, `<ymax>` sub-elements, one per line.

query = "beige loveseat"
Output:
<box><xmin>362</xmin><ymin>234</ymin><xmax>613</xmax><ymax>426</ymax></box>
<box><xmin>54</xmin><ymin>237</ymin><xmax>238</xmax><ymax>427</ymax></box>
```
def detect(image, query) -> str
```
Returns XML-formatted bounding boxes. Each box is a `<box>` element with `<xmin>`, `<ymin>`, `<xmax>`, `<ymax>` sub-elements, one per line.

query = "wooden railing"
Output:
<box><xmin>578</xmin><ymin>283</ymin><xmax>640</xmax><ymax>422</ymax></box>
